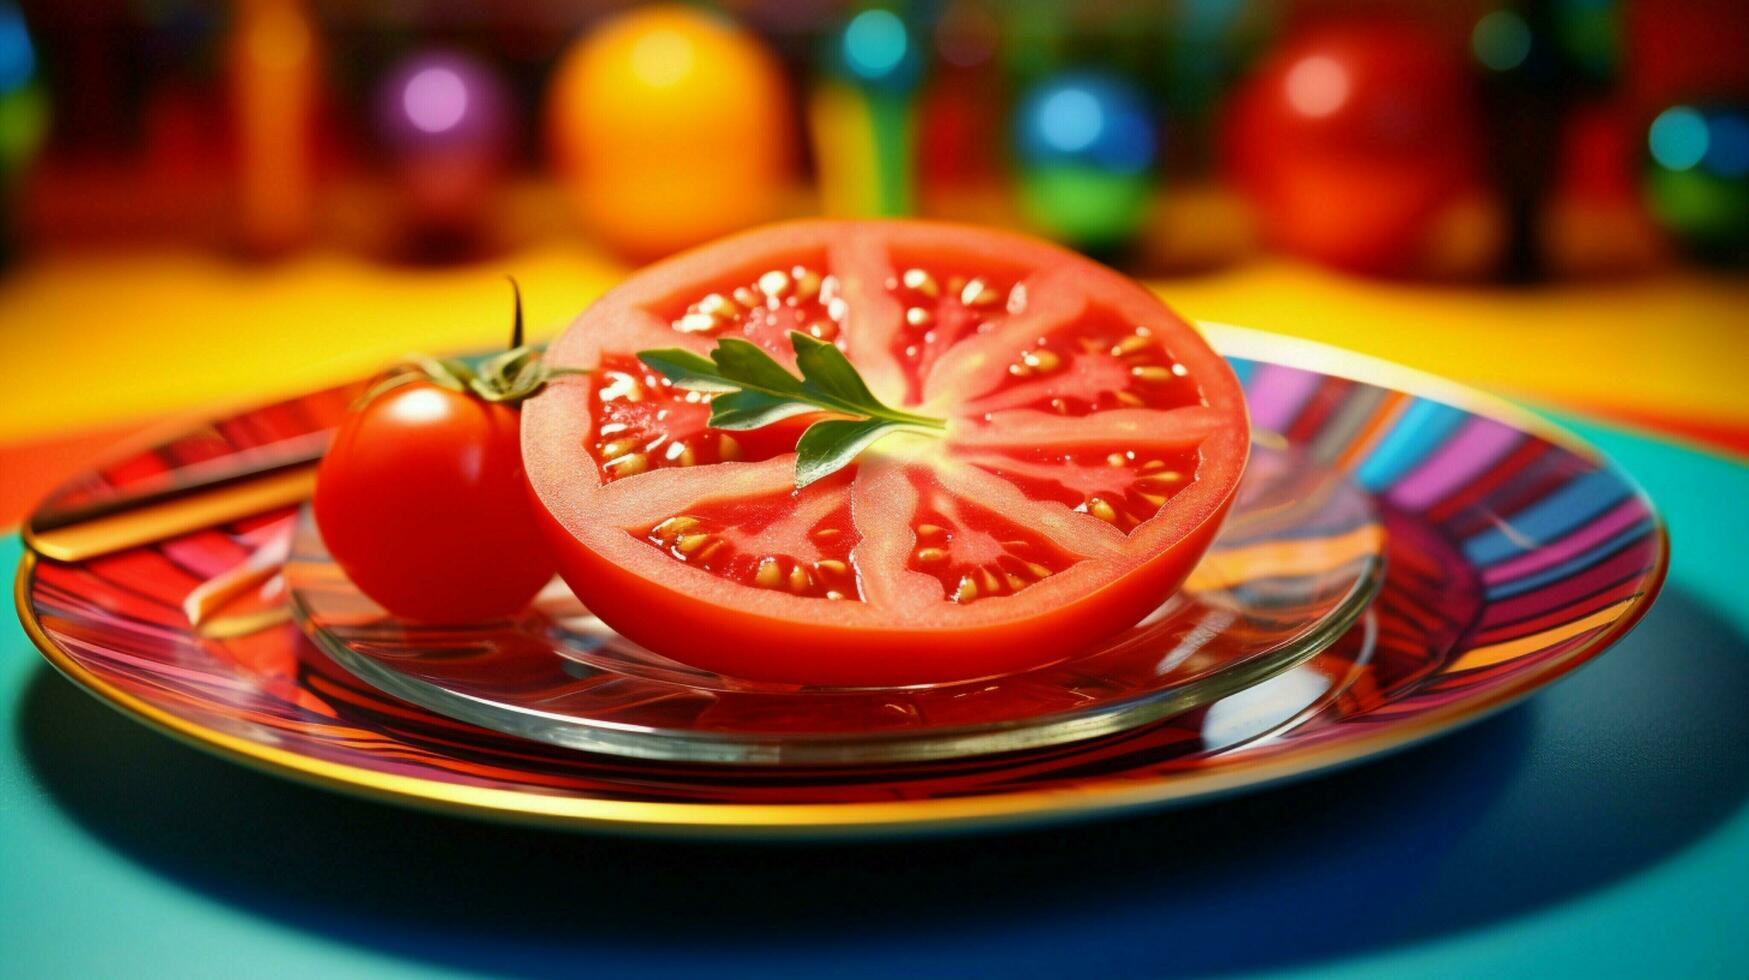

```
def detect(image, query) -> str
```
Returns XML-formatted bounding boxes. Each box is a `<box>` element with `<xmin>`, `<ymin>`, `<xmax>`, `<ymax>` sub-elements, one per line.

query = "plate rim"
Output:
<box><xmin>13</xmin><ymin>323</ymin><xmax>1672</xmax><ymax>837</ymax></box>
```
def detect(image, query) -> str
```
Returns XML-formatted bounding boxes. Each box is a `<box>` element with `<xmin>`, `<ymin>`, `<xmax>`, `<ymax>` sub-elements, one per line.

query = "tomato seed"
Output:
<box><xmin>901</xmin><ymin>268</ymin><xmax>939</xmax><ymax>297</ymax></box>
<box><xmin>793</xmin><ymin>268</ymin><xmax>822</xmax><ymax>302</ymax></box>
<box><xmin>1111</xmin><ymin>335</ymin><xmax>1152</xmax><ymax>356</ymax></box>
<box><xmin>607</xmin><ymin>453</ymin><xmax>649</xmax><ymax>477</ymax></box>
<box><xmin>953</xmin><ymin>575</ymin><xmax>978</xmax><ymax>602</ymax></box>
<box><xmin>960</xmin><ymin>278</ymin><xmax>998</xmax><ymax>307</ymax></box>
<box><xmin>757</xmin><ymin>269</ymin><xmax>791</xmax><ymax>299</ymax></box>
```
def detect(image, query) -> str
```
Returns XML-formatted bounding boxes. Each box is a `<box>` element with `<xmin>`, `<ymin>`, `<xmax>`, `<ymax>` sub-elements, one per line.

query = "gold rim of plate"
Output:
<box><xmin>13</xmin><ymin>324</ymin><xmax>1673</xmax><ymax>837</ymax></box>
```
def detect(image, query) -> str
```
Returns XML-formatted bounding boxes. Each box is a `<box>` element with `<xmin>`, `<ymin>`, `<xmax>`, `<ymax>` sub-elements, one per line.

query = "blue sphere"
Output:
<box><xmin>1643</xmin><ymin>102</ymin><xmax>1749</xmax><ymax>261</ymax></box>
<box><xmin>0</xmin><ymin>3</ymin><xmax>34</xmax><ymax>95</ymax></box>
<box><xmin>1013</xmin><ymin>71</ymin><xmax>1160</xmax><ymax>248</ymax></box>
<box><xmin>836</xmin><ymin>8</ymin><xmax>920</xmax><ymax>91</ymax></box>
<box><xmin>1014</xmin><ymin>71</ymin><xmax>1158</xmax><ymax>175</ymax></box>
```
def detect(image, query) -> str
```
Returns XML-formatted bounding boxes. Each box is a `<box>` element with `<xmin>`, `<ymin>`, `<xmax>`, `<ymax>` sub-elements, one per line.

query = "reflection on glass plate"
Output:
<box><xmin>287</xmin><ymin>443</ymin><xmax>1383</xmax><ymax>766</ymax></box>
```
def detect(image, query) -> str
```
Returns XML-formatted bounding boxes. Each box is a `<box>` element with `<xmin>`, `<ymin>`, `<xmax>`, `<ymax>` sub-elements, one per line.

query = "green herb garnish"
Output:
<box><xmin>639</xmin><ymin>332</ymin><xmax>945</xmax><ymax>487</ymax></box>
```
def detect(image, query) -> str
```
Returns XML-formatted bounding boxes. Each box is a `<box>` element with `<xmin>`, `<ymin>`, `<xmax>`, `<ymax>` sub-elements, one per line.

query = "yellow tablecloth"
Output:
<box><xmin>1</xmin><ymin>246</ymin><xmax>1744</xmax><ymax>444</ymax></box>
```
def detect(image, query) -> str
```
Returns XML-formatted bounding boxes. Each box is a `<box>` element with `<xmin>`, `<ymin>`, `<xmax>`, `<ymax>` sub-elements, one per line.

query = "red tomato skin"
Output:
<box><xmin>535</xmin><ymin>491</ymin><xmax>1235</xmax><ymax>688</ymax></box>
<box><xmin>1224</xmin><ymin>21</ymin><xmax>1483</xmax><ymax>274</ymax></box>
<box><xmin>314</xmin><ymin>382</ymin><xmax>554</xmax><ymax>624</ymax></box>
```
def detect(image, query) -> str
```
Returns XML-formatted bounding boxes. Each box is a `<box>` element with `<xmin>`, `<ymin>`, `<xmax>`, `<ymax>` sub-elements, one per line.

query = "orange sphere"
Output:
<box><xmin>546</xmin><ymin>6</ymin><xmax>795</xmax><ymax>259</ymax></box>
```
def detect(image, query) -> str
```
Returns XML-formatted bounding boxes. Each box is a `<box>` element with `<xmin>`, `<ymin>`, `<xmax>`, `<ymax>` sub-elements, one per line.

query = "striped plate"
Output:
<box><xmin>15</xmin><ymin>326</ymin><xmax>1667</xmax><ymax>837</ymax></box>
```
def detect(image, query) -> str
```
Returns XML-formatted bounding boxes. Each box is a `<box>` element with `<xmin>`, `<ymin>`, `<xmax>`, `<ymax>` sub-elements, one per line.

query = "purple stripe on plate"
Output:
<box><xmin>1245</xmin><ymin>365</ymin><xmax>1324</xmax><ymax>432</ymax></box>
<box><xmin>1388</xmin><ymin>417</ymin><xmax>1522</xmax><ymax>511</ymax></box>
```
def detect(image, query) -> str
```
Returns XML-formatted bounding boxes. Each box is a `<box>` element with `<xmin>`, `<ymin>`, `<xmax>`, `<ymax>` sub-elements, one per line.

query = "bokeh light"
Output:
<box><xmin>1704</xmin><ymin>111</ymin><xmax>1749</xmax><ymax>179</ymax></box>
<box><xmin>1038</xmin><ymin>88</ymin><xmax>1103</xmax><ymax>155</ymax></box>
<box><xmin>1018</xmin><ymin>73</ymin><xmax>1156</xmax><ymax>175</ymax></box>
<box><xmin>377</xmin><ymin>51</ymin><xmax>510</xmax><ymax>152</ymax></box>
<box><xmin>1472</xmin><ymin>10</ymin><xmax>1533</xmax><ymax>72</ymax></box>
<box><xmin>0</xmin><ymin>3</ymin><xmax>35</xmax><ymax>94</ymax></box>
<box><xmin>842</xmin><ymin>9</ymin><xmax>909</xmax><ymax>82</ymax></box>
<box><xmin>1284</xmin><ymin>55</ymin><xmax>1348</xmax><ymax>119</ymax></box>
<box><xmin>402</xmin><ymin>68</ymin><xmax>469</xmax><ymax>134</ymax></box>
<box><xmin>1649</xmin><ymin>106</ymin><xmax>1708</xmax><ymax>171</ymax></box>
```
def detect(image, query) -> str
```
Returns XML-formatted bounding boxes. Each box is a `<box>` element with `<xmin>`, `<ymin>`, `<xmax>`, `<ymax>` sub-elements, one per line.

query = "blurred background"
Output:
<box><xmin>0</xmin><ymin>0</ymin><xmax>1744</xmax><ymax>519</ymax></box>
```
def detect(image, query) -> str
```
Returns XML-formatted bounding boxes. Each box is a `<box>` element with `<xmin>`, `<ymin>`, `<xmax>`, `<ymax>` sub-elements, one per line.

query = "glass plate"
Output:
<box><xmin>18</xmin><ymin>327</ymin><xmax>1667</xmax><ymax>836</ymax></box>
<box><xmin>285</xmin><ymin>442</ymin><xmax>1383</xmax><ymax>766</ymax></box>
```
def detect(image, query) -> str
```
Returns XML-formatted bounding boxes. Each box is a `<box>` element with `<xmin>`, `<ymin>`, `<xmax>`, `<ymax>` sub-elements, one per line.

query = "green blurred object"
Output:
<box><xmin>1012</xmin><ymin>70</ymin><xmax>1159</xmax><ymax>249</ymax></box>
<box><xmin>827</xmin><ymin>6</ymin><xmax>923</xmax><ymax>217</ymax></box>
<box><xmin>0</xmin><ymin>82</ymin><xmax>45</xmax><ymax>170</ymax></box>
<box><xmin>1643</xmin><ymin>103</ymin><xmax>1749</xmax><ymax>263</ymax></box>
<box><xmin>1017</xmin><ymin>164</ymin><xmax>1150</xmax><ymax>248</ymax></box>
<box><xmin>1552</xmin><ymin>0</ymin><xmax>1619</xmax><ymax>82</ymax></box>
<box><xmin>1645</xmin><ymin>166</ymin><xmax>1749</xmax><ymax>258</ymax></box>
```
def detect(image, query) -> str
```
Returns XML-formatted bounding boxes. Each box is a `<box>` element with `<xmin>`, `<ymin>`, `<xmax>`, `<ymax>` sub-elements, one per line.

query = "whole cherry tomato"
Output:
<box><xmin>1224</xmin><ymin>21</ymin><xmax>1483</xmax><ymax>274</ymax></box>
<box><xmin>314</xmin><ymin>286</ymin><xmax>560</xmax><ymax>623</ymax></box>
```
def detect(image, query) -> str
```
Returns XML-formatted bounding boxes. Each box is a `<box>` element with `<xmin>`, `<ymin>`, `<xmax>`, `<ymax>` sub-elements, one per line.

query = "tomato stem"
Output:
<box><xmin>506</xmin><ymin>276</ymin><xmax>525</xmax><ymax>351</ymax></box>
<box><xmin>354</xmin><ymin>279</ymin><xmax>581</xmax><ymax>411</ymax></box>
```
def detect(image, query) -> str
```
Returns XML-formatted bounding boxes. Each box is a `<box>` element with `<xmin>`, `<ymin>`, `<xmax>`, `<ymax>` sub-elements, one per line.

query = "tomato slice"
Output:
<box><xmin>523</xmin><ymin>221</ymin><xmax>1249</xmax><ymax>686</ymax></box>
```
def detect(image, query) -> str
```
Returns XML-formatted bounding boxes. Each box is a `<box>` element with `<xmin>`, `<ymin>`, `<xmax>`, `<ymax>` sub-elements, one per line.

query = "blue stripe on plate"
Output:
<box><xmin>1355</xmin><ymin>401</ymin><xmax>1468</xmax><ymax>491</ymax></box>
<box><xmin>1463</xmin><ymin>468</ymin><xmax>1633</xmax><ymax>565</ymax></box>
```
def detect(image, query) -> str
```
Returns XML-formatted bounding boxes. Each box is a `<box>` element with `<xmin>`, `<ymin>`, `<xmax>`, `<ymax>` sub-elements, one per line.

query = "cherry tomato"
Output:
<box><xmin>315</xmin><ymin>381</ymin><xmax>554</xmax><ymax>623</ymax></box>
<box><xmin>1224</xmin><ymin>21</ymin><xmax>1483</xmax><ymax>274</ymax></box>
<box><xmin>522</xmin><ymin>220</ymin><xmax>1249</xmax><ymax>686</ymax></box>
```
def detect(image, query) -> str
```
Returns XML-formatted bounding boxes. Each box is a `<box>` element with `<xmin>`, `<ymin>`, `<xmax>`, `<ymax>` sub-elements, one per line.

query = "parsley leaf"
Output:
<box><xmin>638</xmin><ymin>332</ymin><xmax>944</xmax><ymax>487</ymax></box>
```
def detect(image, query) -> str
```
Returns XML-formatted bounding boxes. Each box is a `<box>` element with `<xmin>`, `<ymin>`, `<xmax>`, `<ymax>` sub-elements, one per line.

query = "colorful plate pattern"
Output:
<box><xmin>286</xmin><ymin>439</ymin><xmax>1381</xmax><ymax>767</ymax></box>
<box><xmin>15</xmin><ymin>326</ymin><xmax>1667</xmax><ymax>837</ymax></box>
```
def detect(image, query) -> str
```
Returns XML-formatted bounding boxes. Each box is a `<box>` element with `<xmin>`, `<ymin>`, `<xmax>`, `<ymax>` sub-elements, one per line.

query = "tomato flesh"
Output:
<box><xmin>523</xmin><ymin>220</ymin><xmax>1249</xmax><ymax>686</ymax></box>
<box><xmin>637</xmin><ymin>472</ymin><xmax>863</xmax><ymax>602</ymax></box>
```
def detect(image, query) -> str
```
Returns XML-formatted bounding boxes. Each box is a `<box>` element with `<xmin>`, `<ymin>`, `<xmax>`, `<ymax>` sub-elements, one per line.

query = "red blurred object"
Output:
<box><xmin>1558</xmin><ymin>101</ymin><xmax>1641</xmax><ymax>205</ymax></box>
<box><xmin>917</xmin><ymin>0</ymin><xmax>1004</xmax><ymax>206</ymax></box>
<box><xmin>1624</xmin><ymin>0</ymin><xmax>1749</xmax><ymax>112</ymax></box>
<box><xmin>1223</xmin><ymin>21</ymin><xmax>1483</xmax><ymax>274</ymax></box>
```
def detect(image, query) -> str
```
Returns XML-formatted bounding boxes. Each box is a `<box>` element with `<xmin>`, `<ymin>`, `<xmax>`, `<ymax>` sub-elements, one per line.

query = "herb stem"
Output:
<box><xmin>638</xmin><ymin>332</ymin><xmax>947</xmax><ymax>486</ymax></box>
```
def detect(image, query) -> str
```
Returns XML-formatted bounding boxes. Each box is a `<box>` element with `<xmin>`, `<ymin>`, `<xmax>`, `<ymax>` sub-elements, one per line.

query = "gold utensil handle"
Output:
<box><xmin>25</xmin><ymin>431</ymin><xmax>328</xmax><ymax>562</ymax></box>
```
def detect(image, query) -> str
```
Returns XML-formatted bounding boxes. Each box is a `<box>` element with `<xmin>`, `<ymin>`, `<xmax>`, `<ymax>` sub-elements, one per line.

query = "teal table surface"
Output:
<box><xmin>4</xmin><ymin>413</ymin><xmax>1746</xmax><ymax>979</ymax></box>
